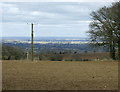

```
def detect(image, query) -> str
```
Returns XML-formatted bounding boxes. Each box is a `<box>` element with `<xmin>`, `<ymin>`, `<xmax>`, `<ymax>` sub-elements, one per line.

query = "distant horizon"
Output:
<box><xmin>1</xmin><ymin>36</ymin><xmax>89</xmax><ymax>40</ymax></box>
<box><xmin>1</xmin><ymin>36</ymin><xmax>88</xmax><ymax>38</ymax></box>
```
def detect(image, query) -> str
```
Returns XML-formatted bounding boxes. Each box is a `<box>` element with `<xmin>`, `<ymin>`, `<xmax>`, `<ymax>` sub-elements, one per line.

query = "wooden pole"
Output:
<box><xmin>31</xmin><ymin>23</ymin><xmax>34</xmax><ymax>61</ymax></box>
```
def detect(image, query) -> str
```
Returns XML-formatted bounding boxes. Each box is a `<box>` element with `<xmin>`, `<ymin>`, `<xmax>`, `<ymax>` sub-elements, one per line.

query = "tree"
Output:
<box><xmin>2</xmin><ymin>45</ymin><xmax>25</xmax><ymax>60</ymax></box>
<box><xmin>87</xmin><ymin>1</ymin><xmax>120</xmax><ymax>60</ymax></box>
<box><xmin>110</xmin><ymin>2</ymin><xmax>120</xmax><ymax>60</ymax></box>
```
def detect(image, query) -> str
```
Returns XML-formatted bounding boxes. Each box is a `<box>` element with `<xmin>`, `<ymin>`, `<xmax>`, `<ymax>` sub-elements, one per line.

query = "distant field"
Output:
<box><xmin>61</xmin><ymin>52</ymin><xmax>110</xmax><ymax>61</ymax></box>
<box><xmin>2</xmin><ymin>60</ymin><xmax>118</xmax><ymax>90</ymax></box>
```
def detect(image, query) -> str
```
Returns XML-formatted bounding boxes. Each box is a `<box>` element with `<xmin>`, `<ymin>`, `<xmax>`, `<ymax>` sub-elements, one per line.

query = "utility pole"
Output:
<box><xmin>27</xmin><ymin>23</ymin><xmax>37</xmax><ymax>61</ymax></box>
<box><xmin>31</xmin><ymin>23</ymin><xmax>34</xmax><ymax>61</ymax></box>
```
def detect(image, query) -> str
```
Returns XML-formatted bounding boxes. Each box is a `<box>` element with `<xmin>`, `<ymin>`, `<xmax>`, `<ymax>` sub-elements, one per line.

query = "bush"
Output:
<box><xmin>82</xmin><ymin>59</ymin><xmax>90</xmax><ymax>61</ymax></box>
<box><xmin>10</xmin><ymin>56</ymin><xmax>15</xmax><ymax>60</ymax></box>
<box><xmin>64</xmin><ymin>59</ymin><xmax>73</xmax><ymax>61</ymax></box>
<box><xmin>2</xmin><ymin>55</ymin><xmax>9</xmax><ymax>60</ymax></box>
<box><xmin>48</xmin><ymin>54</ymin><xmax>63</xmax><ymax>61</ymax></box>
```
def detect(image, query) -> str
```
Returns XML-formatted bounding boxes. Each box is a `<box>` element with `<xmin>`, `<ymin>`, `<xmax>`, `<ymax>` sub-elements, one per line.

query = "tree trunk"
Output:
<box><xmin>113</xmin><ymin>40</ymin><xmax>116</xmax><ymax>60</ymax></box>
<box><xmin>110</xmin><ymin>42</ymin><xmax>112</xmax><ymax>59</ymax></box>
<box><xmin>109</xmin><ymin>44</ymin><xmax>115</xmax><ymax>60</ymax></box>
<box><xmin>109</xmin><ymin>40</ymin><xmax>116</xmax><ymax>60</ymax></box>
<box><xmin>118</xmin><ymin>41</ymin><xmax>120</xmax><ymax>60</ymax></box>
<box><xmin>109</xmin><ymin>29</ymin><xmax>116</xmax><ymax>60</ymax></box>
<box><xmin>112</xmin><ymin>44</ymin><xmax>116</xmax><ymax>60</ymax></box>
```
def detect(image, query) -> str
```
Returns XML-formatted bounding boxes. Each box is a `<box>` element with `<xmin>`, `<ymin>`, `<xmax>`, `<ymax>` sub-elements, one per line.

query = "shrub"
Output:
<box><xmin>2</xmin><ymin>55</ymin><xmax>9</xmax><ymax>60</ymax></box>
<box><xmin>49</xmin><ymin>54</ymin><xmax>63</xmax><ymax>61</ymax></box>
<box><xmin>82</xmin><ymin>59</ymin><xmax>90</xmax><ymax>61</ymax></box>
<box><xmin>10</xmin><ymin>56</ymin><xmax>15</xmax><ymax>60</ymax></box>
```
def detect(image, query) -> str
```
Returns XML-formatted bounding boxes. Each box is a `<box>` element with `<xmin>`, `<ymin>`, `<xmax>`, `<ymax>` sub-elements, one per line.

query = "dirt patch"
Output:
<box><xmin>2</xmin><ymin>60</ymin><xmax>118</xmax><ymax>90</ymax></box>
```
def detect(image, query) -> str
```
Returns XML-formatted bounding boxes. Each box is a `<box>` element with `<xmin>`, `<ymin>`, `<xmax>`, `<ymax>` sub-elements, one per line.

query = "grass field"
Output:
<box><xmin>2</xmin><ymin>60</ymin><xmax>118</xmax><ymax>90</ymax></box>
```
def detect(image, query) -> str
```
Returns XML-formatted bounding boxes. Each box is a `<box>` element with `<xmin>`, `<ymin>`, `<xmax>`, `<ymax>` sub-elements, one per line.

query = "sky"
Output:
<box><xmin>1</xmin><ymin>1</ymin><xmax>114</xmax><ymax>37</ymax></box>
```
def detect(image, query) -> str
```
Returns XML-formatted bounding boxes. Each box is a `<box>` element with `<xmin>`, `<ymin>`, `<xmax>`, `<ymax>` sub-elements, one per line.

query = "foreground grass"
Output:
<box><xmin>2</xmin><ymin>60</ymin><xmax>118</xmax><ymax>90</ymax></box>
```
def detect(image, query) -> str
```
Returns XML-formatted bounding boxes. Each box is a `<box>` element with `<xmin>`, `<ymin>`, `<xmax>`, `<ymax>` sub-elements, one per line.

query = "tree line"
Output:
<box><xmin>2</xmin><ymin>44</ymin><xmax>110</xmax><ymax>61</ymax></box>
<box><xmin>2</xmin><ymin>45</ymin><xmax>25</xmax><ymax>60</ymax></box>
<box><xmin>88</xmin><ymin>1</ymin><xmax>120</xmax><ymax>60</ymax></box>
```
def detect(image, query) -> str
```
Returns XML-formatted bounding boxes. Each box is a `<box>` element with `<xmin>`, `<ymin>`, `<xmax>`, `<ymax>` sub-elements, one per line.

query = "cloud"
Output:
<box><xmin>1</xmin><ymin>0</ymin><xmax>115</xmax><ymax>2</ymax></box>
<box><xmin>30</xmin><ymin>11</ymin><xmax>66</xmax><ymax>19</ymax></box>
<box><xmin>2</xmin><ymin>2</ymin><xmax>68</xmax><ymax>23</ymax></box>
<box><xmin>8</xmin><ymin>7</ymin><xmax>19</xmax><ymax>14</ymax></box>
<box><xmin>1</xmin><ymin>2</ymin><xmax>20</xmax><ymax>15</ymax></box>
<box><xmin>1</xmin><ymin>2</ymin><xmax>113</xmax><ymax>37</ymax></box>
<box><xmin>0</xmin><ymin>3</ymin><xmax>14</xmax><ymax>7</ymax></box>
<box><xmin>59</xmin><ymin>5</ymin><xmax>90</xmax><ymax>13</ymax></box>
<box><xmin>2</xmin><ymin>2</ymin><xmax>112</xmax><ymax>24</ymax></box>
<box><xmin>31</xmin><ymin>11</ymin><xmax>40</xmax><ymax>16</ymax></box>
<box><xmin>77</xmin><ymin>20</ymin><xmax>92</xmax><ymax>23</ymax></box>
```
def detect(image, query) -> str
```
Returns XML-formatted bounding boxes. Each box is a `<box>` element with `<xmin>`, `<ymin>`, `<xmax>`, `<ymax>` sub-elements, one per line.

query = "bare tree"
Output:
<box><xmin>87</xmin><ymin>1</ymin><xmax>120</xmax><ymax>60</ymax></box>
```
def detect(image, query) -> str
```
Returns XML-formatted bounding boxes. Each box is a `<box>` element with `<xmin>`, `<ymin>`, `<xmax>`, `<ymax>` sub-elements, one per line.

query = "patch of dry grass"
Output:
<box><xmin>2</xmin><ymin>60</ymin><xmax>118</xmax><ymax>90</ymax></box>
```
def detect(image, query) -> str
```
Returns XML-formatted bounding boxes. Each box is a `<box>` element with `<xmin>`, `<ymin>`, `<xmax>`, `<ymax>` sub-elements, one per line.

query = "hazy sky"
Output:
<box><xmin>1</xmin><ymin>2</ymin><xmax>113</xmax><ymax>37</ymax></box>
